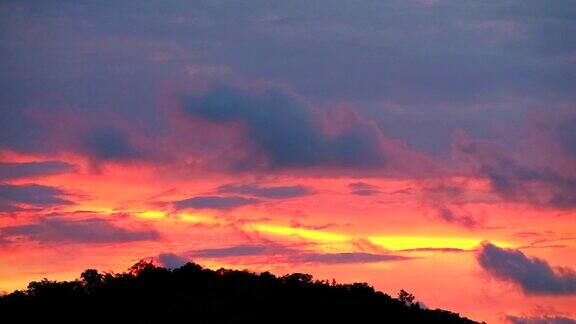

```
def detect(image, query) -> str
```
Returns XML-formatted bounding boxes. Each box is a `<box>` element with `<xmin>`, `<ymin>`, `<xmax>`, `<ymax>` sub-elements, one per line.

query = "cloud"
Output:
<box><xmin>0</xmin><ymin>184</ymin><xmax>73</xmax><ymax>212</ymax></box>
<box><xmin>80</xmin><ymin>127</ymin><xmax>141</xmax><ymax>162</ymax></box>
<box><xmin>348</xmin><ymin>182</ymin><xmax>380</xmax><ymax>196</ymax></box>
<box><xmin>435</xmin><ymin>204</ymin><xmax>478</xmax><ymax>228</ymax></box>
<box><xmin>298</xmin><ymin>252</ymin><xmax>409</xmax><ymax>264</ymax></box>
<box><xmin>182</xmin><ymin>86</ymin><xmax>387</xmax><ymax>170</ymax></box>
<box><xmin>217</xmin><ymin>183</ymin><xmax>311</xmax><ymax>199</ymax></box>
<box><xmin>157</xmin><ymin>253</ymin><xmax>189</xmax><ymax>269</ymax></box>
<box><xmin>192</xmin><ymin>245</ymin><xmax>267</xmax><ymax>258</ymax></box>
<box><xmin>477</xmin><ymin>242</ymin><xmax>576</xmax><ymax>295</ymax></box>
<box><xmin>454</xmin><ymin>131</ymin><xmax>576</xmax><ymax>209</ymax></box>
<box><xmin>506</xmin><ymin>315</ymin><xmax>576</xmax><ymax>324</ymax></box>
<box><xmin>0</xmin><ymin>161</ymin><xmax>75</xmax><ymax>180</ymax></box>
<box><xmin>174</xmin><ymin>196</ymin><xmax>260</xmax><ymax>209</ymax></box>
<box><xmin>0</xmin><ymin>217</ymin><xmax>159</xmax><ymax>244</ymax></box>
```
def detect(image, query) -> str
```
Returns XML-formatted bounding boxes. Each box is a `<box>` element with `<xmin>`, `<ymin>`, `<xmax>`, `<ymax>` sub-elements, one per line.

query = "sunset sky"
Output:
<box><xmin>1</xmin><ymin>1</ymin><xmax>576</xmax><ymax>323</ymax></box>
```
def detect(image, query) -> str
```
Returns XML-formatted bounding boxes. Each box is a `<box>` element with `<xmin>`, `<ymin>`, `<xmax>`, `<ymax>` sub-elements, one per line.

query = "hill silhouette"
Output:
<box><xmin>0</xmin><ymin>260</ymin><xmax>481</xmax><ymax>323</ymax></box>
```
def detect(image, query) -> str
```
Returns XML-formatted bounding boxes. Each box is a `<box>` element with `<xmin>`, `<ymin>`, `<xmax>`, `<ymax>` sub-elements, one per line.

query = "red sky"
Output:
<box><xmin>1</xmin><ymin>1</ymin><xmax>576</xmax><ymax>323</ymax></box>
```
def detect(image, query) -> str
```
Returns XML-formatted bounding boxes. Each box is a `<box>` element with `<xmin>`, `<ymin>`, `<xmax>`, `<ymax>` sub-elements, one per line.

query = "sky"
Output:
<box><xmin>1</xmin><ymin>1</ymin><xmax>575</xmax><ymax>322</ymax></box>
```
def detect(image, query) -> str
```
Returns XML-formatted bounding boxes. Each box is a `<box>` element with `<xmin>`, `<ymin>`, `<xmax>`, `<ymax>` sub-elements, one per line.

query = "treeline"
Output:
<box><xmin>0</xmin><ymin>260</ymin><xmax>481</xmax><ymax>323</ymax></box>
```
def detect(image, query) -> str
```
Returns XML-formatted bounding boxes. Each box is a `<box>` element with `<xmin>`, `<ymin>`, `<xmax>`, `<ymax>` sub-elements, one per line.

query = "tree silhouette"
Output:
<box><xmin>80</xmin><ymin>269</ymin><xmax>103</xmax><ymax>292</ymax></box>
<box><xmin>398</xmin><ymin>289</ymin><xmax>415</xmax><ymax>304</ymax></box>
<box><xmin>0</xmin><ymin>260</ymin><xmax>483</xmax><ymax>324</ymax></box>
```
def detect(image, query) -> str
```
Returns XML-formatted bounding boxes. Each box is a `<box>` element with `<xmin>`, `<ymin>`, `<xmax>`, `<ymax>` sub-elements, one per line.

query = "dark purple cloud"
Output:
<box><xmin>80</xmin><ymin>127</ymin><xmax>141</xmax><ymax>162</ymax></box>
<box><xmin>435</xmin><ymin>205</ymin><xmax>478</xmax><ymax>229</ymax></box>
<box><xmin>0</xmin><ymin>184</ymin><xmax>73</xmax><ymax>212</ymax></box>
<box><xmin>174</xmin><ymin>196</ymin><xmax>260</xmax><ymax>210</ymax></box>
<box><xmin>0</xmin><ymin>161</ymin><xmax>75</xmax><ymax>180</ymax></box>
<box><xmin>218</xmin><ymin>183</ymin><xmax>311</xmax><ymax>199</ymax></box>
<box><xmin>455</xmin><ymin>133</ymin><xmax>576</xmax><ymax>209</ymax></box>
<box><xmin>0</xmin><ymin>217</ymin><xmax>159</xmax><ymax>244</ymax></box>
<box><xmin>0</xmin><ymin>110</ymin><xmax>149</xmax><ymax>166</ymax></box>
<box><xmin>477</xmin><ymin>242</ymin><xmax>576</xmax><ymax>295</ymax></box>
<box><xmin>348</xmin><ymin>182</ymin><xmax>380</xmax><ymax>196</ymax></box>
<box><xmin>183</xmin><ymin>86</ymin><xmax>387</xmax><ymax>170</ymax></box>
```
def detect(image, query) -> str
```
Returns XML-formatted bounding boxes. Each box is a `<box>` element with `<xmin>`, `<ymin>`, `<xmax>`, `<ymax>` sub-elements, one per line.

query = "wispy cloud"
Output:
<box><xmin>0</xmin><ymin>184</ymin><xmax>73</xmax><ymax>212</ymax></box>
<box><xmin>174</xmin><ymin>196</ymin><xmax>260</xmax><ymax>210</ymax></box>
<box><xmin>0</xmin><ymin>217</ymin><xmax>159</xmax><ymax>244</ymax></box>
<box><xmin>348</xmin><ymin>182</ymin><xmax>380</xmax><ymax>196</ymax></box>
<box><xmin>218</xmin><ymin>183</ymin><xmax>311</xmax><ymax>199</ymax></box>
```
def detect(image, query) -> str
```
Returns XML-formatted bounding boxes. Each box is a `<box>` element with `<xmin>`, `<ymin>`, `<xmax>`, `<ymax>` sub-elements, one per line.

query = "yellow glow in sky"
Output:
<box><xmin>179</xmin><ymin>212</ymin><xmax>218</xmax><ymax>224</ymax></box>
<box><xmin>139</xmin><ymin>211</ymin><xmax>165</xmax><ymax>219</ymax></box>
<box><xmin>369</xmin><ymin>236</ymin><xmax>511</xmax><ymax>251</ymax></box>
<box><xmin>251</xmin><ymin>224</ymin><xmax>348</xmax><ymax>242</ymax></box>
<box><xmin>251</xmin><ymin>223</ymin><xmax>511</xmax><ymax>251</ymax></box>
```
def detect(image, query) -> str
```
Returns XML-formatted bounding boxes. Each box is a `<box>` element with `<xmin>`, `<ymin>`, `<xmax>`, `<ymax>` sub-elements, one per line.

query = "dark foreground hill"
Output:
<box><xmin>0</xmin><ymin>260</ymin><xmax>481</xmax><ymax>324</ymax></box>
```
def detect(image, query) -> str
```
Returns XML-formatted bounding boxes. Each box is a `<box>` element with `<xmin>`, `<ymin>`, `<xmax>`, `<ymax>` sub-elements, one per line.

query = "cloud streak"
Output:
<box><xmin>180</xmin><ymin>244</ymin><xmax>410</xmax><ymax>265</ymax></box>
<box><xmin>191</xmin><ymin>245</ymin><xmax>267</xmax><ymax>258</ymax></box>
<box><xmin>348</xmin><ymin>182</ymin><xmax>380</xmax><ymax>196</ymax></box>
<box><xmin>218</xmin><ymin>183</ymin><xmax>311</xmax><ymax>199</ymax></box>
<box><xmin>0</xmin><ymin>184</ymin><xmax>73</xmax><ymax>212</ymax></box>
<box><xmin>174</xmin><ymin>196</ymin><xmax>260</xmax><ymax>210</ymax></box>
<box><xmin>0</xmin><ymin>217</ymin><xmax>159</xmax><ymax>244</ymax></box>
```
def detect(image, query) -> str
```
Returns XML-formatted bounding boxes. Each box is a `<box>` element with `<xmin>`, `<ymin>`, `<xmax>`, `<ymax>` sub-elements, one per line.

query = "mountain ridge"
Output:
<box><xmin>0</xmin><ymin>260</ymin><xmax>483</xmax><ymax>323</ymax></box>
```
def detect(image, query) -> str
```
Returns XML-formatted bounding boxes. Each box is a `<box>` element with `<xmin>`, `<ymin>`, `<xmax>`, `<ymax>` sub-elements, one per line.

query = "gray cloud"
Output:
<box><xmin>174</xmin><ymin>196</ymin><xmax>260</xmax><ymax>209</ymax></box>
<box><xmin>218</xmin><ymin>183</ymin><xmax>311</xmax><ymax>199</ymax></box>
<box><xmin>0</xmin><ymin>161</ymin><xmax>75</xmax><ymax>180</ymax></box>
<box><xmin>477</xmin><ymin>242</ymin><xmax>576</xmax><ymax>295</ymax></box>
<box><xmin>0</xmin><ymin>217</ymin><xmax>159</xmax><ymax>244</ymax></box>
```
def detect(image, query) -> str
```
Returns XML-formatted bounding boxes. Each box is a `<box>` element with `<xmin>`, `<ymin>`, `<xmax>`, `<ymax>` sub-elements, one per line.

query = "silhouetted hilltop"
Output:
<box><xmin>0</xmin><ymin>261</ymin><xmax>481</xmax><ymax>323</ymax></box>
